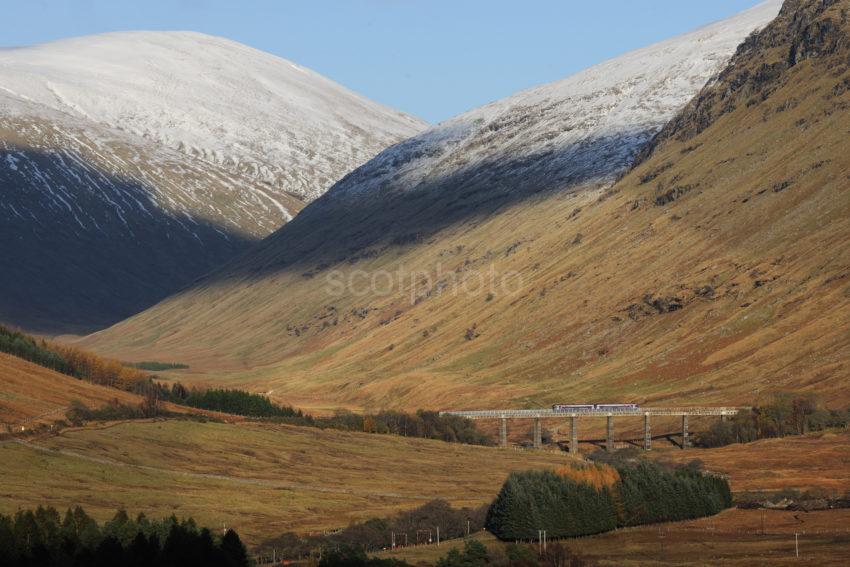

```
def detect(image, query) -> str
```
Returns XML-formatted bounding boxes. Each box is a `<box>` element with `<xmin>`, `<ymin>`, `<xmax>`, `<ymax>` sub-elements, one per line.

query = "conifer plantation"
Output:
<box><xmin>0</xmin><ymin>506</ymin><xmax>249</xmax><ymax>567</ymax></box>
<box><xmin>486</xmin><ymin>462</ymin><xmax>732</xmax><ymax>540</ymax></box>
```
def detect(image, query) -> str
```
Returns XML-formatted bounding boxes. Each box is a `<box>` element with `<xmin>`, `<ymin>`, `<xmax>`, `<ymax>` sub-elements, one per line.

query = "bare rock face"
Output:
<box><xmin>637</xmin><ymin>0</ymin><xmax>850</xmax><ymax>162</ymax></box>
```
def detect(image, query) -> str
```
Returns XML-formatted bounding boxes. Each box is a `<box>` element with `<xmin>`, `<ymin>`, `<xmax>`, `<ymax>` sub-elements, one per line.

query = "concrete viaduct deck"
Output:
<box><xmin>439</xmin><ymin>407</ymin><xmax>745</xmax><ymax>453</ymax></box>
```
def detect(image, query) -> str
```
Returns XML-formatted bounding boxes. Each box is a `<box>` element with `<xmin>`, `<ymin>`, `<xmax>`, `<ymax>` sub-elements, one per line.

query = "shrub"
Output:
<box><xmin>694</xmin><ymin>393</ymin><xmax>850</xmax><ymax>449</ymax></box>
<box><xmin>436</xmin><ymin>539</ymin><xmax>489</xmax><ymax>567</ymax></box>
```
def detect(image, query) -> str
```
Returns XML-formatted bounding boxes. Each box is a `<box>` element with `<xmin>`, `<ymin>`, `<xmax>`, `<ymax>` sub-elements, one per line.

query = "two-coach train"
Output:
<box><xmin>552</xmin><ymin>403</ymin><xmax>639</xmax><ymax>412</ymax></box>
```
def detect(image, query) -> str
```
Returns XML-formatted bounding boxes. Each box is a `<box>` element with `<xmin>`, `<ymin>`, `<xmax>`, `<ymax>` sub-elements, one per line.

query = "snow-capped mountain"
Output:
<box><xmin>0</xmin><ymin>31</ymin><xmax>426</xmax><ymax>204</ymax></box>
<box><xmin>85</xmin><ymin>0</ymin><xmax>850</xmax><ymax>415</ymax></box>
<box><xmin>0</xmin><ymin>31</ymin><xmax>425</xmax><ymax>334</ymax></box>
<box><xmin>318</xmin><ymin>0</ymin><xmax>781</xmax><ymax>209</ymax></box>
<box><xmin>247</xmin><ymin>0</ymin><xmax>782</xmax><ymax>265</ymax></box>
<box><xmin>79</xmin><ymin>2</ymin><xmax>785</xmax><ymax>392</ymax></box>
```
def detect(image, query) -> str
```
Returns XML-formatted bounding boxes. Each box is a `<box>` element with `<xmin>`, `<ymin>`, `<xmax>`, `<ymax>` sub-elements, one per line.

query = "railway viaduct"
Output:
<box><xmin>439</xmin><ymin>407</ymin><xmax>744</xmax><ymax>452</ymax></box>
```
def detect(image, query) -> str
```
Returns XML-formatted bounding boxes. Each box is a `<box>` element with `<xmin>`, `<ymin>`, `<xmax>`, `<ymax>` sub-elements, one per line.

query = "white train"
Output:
<box><xmin>552</xmin><ymin>403</ymin><xmax>639</xmax><ymax>412</ymax></box>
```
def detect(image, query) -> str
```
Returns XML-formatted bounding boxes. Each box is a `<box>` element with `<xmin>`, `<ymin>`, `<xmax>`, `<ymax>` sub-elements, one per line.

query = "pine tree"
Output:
<box><xmin>221</xmin><ymin>529</ymin><xmax>249</xmax><ymax>567</ymax></box>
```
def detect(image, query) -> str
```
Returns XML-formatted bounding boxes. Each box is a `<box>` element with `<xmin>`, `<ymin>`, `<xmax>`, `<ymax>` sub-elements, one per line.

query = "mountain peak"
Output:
<box><xmin>0</xmin><ymin>30</ymin><xmax>425</xmax><ymax>333</ymax></box>
<box><xmin>0</xmin><ymin>31</ymin><xmax>426</xmax><ymax>202</ymax></box>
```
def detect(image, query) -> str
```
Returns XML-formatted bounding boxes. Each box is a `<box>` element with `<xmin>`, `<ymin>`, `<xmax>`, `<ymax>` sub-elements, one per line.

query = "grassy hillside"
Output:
<box><xmin>0</xmin><ymin>419</ymin><xmax>570</xmax><ymax>543</ymax></box>
<box><xmin>654</xmin><ymin>429</ymin><xmax>850</xmax><ymax>495</ymax></box>
<box><xmin>0</xmin><ymin>353</ymin><xmax>142</xmax><ymax>427</ymax></box>
<box><xmin>80</xmin><ymin>0</ymin><xmax>850</xmax><ymax>412</ymax></box>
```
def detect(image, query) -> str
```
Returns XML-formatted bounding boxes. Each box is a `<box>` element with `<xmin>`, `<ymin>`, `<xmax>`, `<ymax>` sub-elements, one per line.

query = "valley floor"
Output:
<box><xmin>378</xmin><ymin>509</ymin><xmax>850</xmax><ymax>566</ymax></box>
<box><xmin>0</xmin><ymin>419</ymin><xmax>569</xmax><ymax>544</ymax></box>
<box><xmin>651</xmin><ymin>429</ymin><xmax>850</xmax><ymax>495</ymax></box>
<box><xmin>1</xmin><ymin>417</ymin><xmax>847</xmax><ymax>552</ymax></box>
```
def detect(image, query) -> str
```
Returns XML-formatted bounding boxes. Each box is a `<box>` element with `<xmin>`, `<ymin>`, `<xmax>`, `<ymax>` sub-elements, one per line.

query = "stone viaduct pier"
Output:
<box><xmin>439</xmin><ymin>407</ymin><xmax>743</xmax><ymax>452</ymax></box>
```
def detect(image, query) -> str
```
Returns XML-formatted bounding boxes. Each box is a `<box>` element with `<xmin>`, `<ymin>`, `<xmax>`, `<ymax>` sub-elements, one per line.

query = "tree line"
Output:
<box><xmin>259</xmin><ymin>499</ymin><xmax>488</xmax><ymax>560</ymax></box>
<box><xmin>0</xmin><ymin>323</ymin><xmax>490</xmax><ymax>445</ymax></box>
<box><xmin>160</xmin><ymin>386</ymin><xmax>494</xmax><ymax>445</ymax></box>
<box><xmin>485</xmin><ymin>460</ymin><xmax>732</xmax><ymax>540</ymax></box>
<box><xmin>2</xmin><ymin>324</ymin><xmax>493</xmax><ymax>446</ymax></box>
<box><xmin>126</xmin><ymin>361</ymin><xmax>189</xmax><ymax>371</ymax></box>
<box><xmin>0</xmin><ymin>506</ymin><xmax>248</xmax><ymax>567</ymax></box>
<box><xmin>311</xmin><ymin>409</ymin><xmax>493</xmax><ymax>446</ymax></box>
<box><xmin>162</xmin><ymin>385</ymin><xmax>306</xmax><ymax>419</ymax></box>
<box><xmin>260</xmin><ymin>498</ymin><xmax>594</xmax><ymax>566</ymax></box>
<box><xmin>0</xmin><ymin>324</ymin><xmax>71</xmax><ymax>375</ymax></box>
<box><xmin>695</xmin><ymin>392</ymin><xmax>850</xmax><ymax>448</ymax></box>
<box><xmin>0</xmin><ymin>324</ymin><xmax>150</xmax><ymax>391</ymax></box>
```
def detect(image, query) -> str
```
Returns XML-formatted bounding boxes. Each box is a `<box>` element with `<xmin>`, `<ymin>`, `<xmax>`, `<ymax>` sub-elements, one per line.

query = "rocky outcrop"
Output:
<box><xmin>636</xmin><ymin>0</ymin><xmax>850</xmax><ymax>164</ymax></box>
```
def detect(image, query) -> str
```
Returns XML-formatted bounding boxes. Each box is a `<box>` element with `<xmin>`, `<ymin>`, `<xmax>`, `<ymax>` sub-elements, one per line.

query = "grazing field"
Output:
<box><xmin>377</xmin><ymin>509</ymin><xmax>850</xmax><ymax>566</ymax></box>
<box><xmin>570</xmin><ymin>508</ymin><xmax>850</xmax><ymax>566</ymax></box>
<box><xmin>0</xmin><ymin>353</ymin><xmax>141</xmax><ymax>427</ymax></box>
<box><xmin>653</xmin><ymin>429</ymin><xmax>850</xmax><ymax>494</ymax></box>
<box><xmin>0</xmin><ymin>419</ymin><xmax>571</xmax><ymax>544</ymax></box>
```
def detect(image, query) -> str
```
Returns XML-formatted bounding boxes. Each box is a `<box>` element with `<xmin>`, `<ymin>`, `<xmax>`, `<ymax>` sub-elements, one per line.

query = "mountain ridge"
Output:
<box><xmin>0</xmin><ymin>31</ymin><xmax>425</xmax><ymax>334</ymax></box>
<box><xmin>0</xmin><ymin>30</ymin><xmax>426</xmax><ymax>203</ymax></box>
<box><xmin>207</xmin><ymin>0</ymin><xmax>782</xmax><ymax>280</ymax></box>
<box><xmin>74</xmin><ymin>2</ymin><xmax>832</xmax><ymax>414</ymax></box>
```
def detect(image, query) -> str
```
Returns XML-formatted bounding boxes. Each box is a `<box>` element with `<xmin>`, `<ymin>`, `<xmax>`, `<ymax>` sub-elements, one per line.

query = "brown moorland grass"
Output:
<box><xmin>0</xmin><ymin>419</ymin><xmax>573</xmax><ymax>544</ymax></box>
<box><xmin>570</xmin><ymin>508</ymin><xmax>850</xmax><ymax>566</ymax></box>
<box><xmin>379</xmin><ymin>509</ymin><xmax>850</xmax><ymax>566</ymax></box>
<box><xmin>0</xmin><ymin>352</ymin><xmax>142</xmax><ymax>427</ymax></box>
<box><xmin>652</xmin><ymin>429</ymin><xmax>850</xmax><ymax>495</ymax></box>
<box><xmin>0</xmin><ymin>352</ymin><xmax>235</xmax><ymax>428</ymax></box>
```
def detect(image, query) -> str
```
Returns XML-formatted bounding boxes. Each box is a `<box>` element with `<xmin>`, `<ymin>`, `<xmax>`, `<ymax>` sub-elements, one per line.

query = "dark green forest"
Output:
<box><xmin>165</xmin><ymin>386</ymin><xmax>305</xmax><ymax>418</ymax></box>
<box><xmin>0</xmin><ymin>506</ymin><xmax>248</xmax><ymax>567</ymax></box>
<box><xmin>486</xmin><ymin>461</ymin><xmax>732</xmax><ymax>540</ymax></box>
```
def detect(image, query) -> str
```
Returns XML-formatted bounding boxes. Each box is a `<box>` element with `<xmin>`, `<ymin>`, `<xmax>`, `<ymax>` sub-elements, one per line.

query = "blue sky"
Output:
<box><xmin>1</xmin><ymin>0</ymin><xmax>766</xmax><ymax>123</ymax></box>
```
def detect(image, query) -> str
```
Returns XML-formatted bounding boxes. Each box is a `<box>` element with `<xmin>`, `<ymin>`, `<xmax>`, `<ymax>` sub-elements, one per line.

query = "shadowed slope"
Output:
<box><xmin>0</xmin><ymin>125</ymin><xmax>257</xmax><ymax>334</ymax></box>
<box><xmin>0</xmin><ymin>33</ymin><xmax>425</xmax><ymax>334</ymax></box>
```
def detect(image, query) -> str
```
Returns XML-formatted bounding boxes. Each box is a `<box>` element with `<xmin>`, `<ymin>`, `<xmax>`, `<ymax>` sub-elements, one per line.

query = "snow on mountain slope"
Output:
<box><xmin>237</xmin><ymin>0</ymin><xmax>782</xmax><ymax>270</ymax></box>
<box><xmin>0</xmin><ymin>100</ymin><xmax>274</xmax><ymax>334</ymax></box>
<box><xmin>0</xmin><ymin>96</ymin><xmax>302</xmax><ymax>239</ymax></box>
<box><xmin>318</xmin><ymin>0</ymin><xmax>781</xmax><ymax>209</ymax></box>
<box><xmin>0</xmin><ymin>32</ymin><xmax>424</xmax><ymax>334</ymax></box>
<box><xmin>79</xmin><ymin>2</ymin><xmax>785</xmax><ymax>389</ymax></box>
<box><xmin>0</xmin><ymin>31</ymin><xmax>426</xmax><ymax>204</ymax></box>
